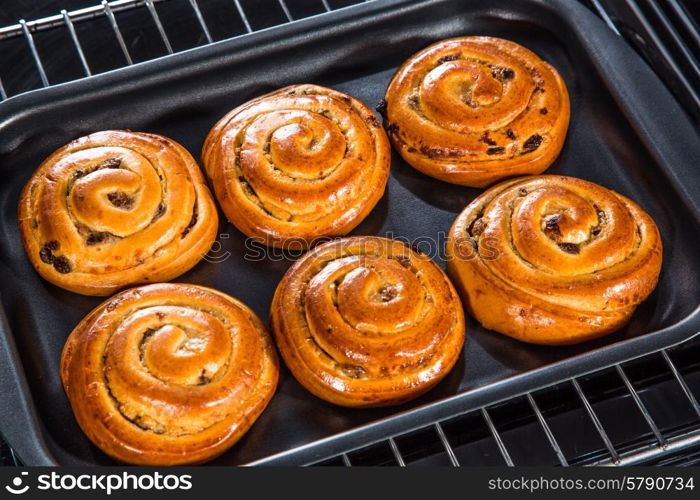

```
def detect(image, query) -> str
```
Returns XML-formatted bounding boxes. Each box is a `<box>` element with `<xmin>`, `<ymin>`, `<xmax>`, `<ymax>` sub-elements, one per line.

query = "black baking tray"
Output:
<box><xmin>1</xmin><ymin>0</ymin><xmax>699</xmax><ymax>466</ymax></box>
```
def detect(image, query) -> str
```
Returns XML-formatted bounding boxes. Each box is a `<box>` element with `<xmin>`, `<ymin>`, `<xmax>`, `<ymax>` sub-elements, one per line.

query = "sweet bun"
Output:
<box><xmin>271</xmin><ymin>236</ymin><xmax>465</xmax><ymax>407</ymax></box>
<box><xmin>382</xmin><ymin>36</ymin><xmax>570</xmax><ymax>187</ymax></box>
<box><xmin>202</xmin><ymin>84</ymin><xmax>390</xmax><ymax>249</ymax></box>
<box><xmin>446</xmin><ymin>175</ymin><xmax>662</xmax><ymax>344</ymax></box>
<box><xmin>61</xmin><ymin>283</ymin><xmax>279</xmax><ymax>465</ymax></box>
<box><xmin>18</xmin><ymin>130</ymin><xmax>217</xmax><ymax>295</ymax></box>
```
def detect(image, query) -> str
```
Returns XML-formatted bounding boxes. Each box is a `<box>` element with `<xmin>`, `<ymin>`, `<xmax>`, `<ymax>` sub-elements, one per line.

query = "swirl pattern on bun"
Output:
<box><xmin>447</xmin><ymin>175</ymin><xmax>662</xmax><ymax>345</ymax></box>
<box><xmin>202</xmin><ymin>84</ymin><xmax>390</xmax><ymax>249</ymax></box>
<box><xmin>18</xmin><ymin>130</ymin><xmax>218</xmax><ymax>295</ymax></box>
<box><xmin>61</xmin><ymin>283</ymin><xmax>279</xmax><ymax>465</ymax></box>
<box><xmin>382</xmin><ymin>36</ymin><xmax>570</xmax><ymax>187</ymax></box>
<box><xmin>271</xmin><ymin>236</ymin><xmax>465</xmax><ymax>407</ymax></box>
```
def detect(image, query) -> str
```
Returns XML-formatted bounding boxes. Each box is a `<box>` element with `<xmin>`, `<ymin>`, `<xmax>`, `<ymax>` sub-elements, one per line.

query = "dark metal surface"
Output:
<box><xmin>0</xmin><ymin>439</ymin><xmax>19</xmax><ymax>467</ymax></box>
<box><xmin>0</xmin><ymin>0</ymin><xmax>699</xmax><ymax>466</ymax></box>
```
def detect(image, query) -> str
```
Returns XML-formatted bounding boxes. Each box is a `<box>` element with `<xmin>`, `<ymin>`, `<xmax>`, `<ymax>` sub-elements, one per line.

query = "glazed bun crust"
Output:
<box><xmin>202</xmin><ymin>84</ymin><xmax>390</xmax><ymax>249</ymax></box>
<box><xmin>18</xmin><ymin>130</ymin><xmax>218</xmax><ymax>296</ymax></box>
<box><xmin>446</xmin><ymin>175</ymin><xmax>662</xmax><ymax>345</ymax></box>
<box><xmin>383</xmin><ymin>36</ymin><xmax>570</xmax><ymax>187</ymax></box>
<box><xmin>61</xmin><ymin>283</ymin><xmax>279</xmax><ymax>465</ymax></box>
<box><xmin>271</xmin><ymin>236</ymin><xmax>465</xmax><ymax>407</ymax></box>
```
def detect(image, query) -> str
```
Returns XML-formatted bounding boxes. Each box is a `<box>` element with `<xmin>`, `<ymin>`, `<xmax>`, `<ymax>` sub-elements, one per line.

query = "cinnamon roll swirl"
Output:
<box><xmin>18</xmin><ymin>131</ymin><xmax>218</xmax><ymax>295</ymax></box>
<box><xmin>382</xmin><ymin>36</ymin><xmax>570</xmax><ymax>187</ymax></box>
<box><xmin>447</xmin><ymin>175</ymin><xmax>662</xmax><ymax>345</ymax></box>
<box><xmin>271</xmin><ymin>236</ymin><xmax>465</xmax><ymax>407</ymax></box>
<box><xmin>202</xmin><ymin>85</ymin><xmax>390</xmax><ymax>249</ymax></box>
<box><xmin>60</xmin><ymin>283</ymin><xmax>279</xmax><ymax>465</ymax></box>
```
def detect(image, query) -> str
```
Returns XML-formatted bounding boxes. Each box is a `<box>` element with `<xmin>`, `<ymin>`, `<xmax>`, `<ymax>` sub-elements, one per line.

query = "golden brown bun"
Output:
<box><xmin>202</xmin><ymin>84</ymin><xmax>390</xmax><ymax>249</ymax></box>
<box><xmin>446</xmin><ymin>175</ymin><xmax>663</xmax><ymax>345</ymax></box>
<box><xmin>271</xmin><ymin>236</ymin><xmax>465</xmax><ymax>407</ymax></box>
<box><xmin>18</xmin><ymin>130</ymin><xmax>218</xmax><ymax>296</ymax></box>
<box><xmin>383</xmin><ymin>36</ymin><xmax>570</xmax><ymax>187</ymax></box>
<box><xmin>60</xmin><ymin>283</ymin><xmax>279</xmax><ymax>465</ymax></box>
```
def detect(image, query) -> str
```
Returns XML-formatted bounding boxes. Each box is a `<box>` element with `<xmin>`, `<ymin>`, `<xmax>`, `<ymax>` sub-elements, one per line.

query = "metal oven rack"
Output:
<box><xmin>0</xmin><ymin>0</ymin><xmax>376</xmax><ymax>99</ymax></box>
<box><xmin>590</xmin><ymin>0</ymin><xmax>700</xmax><ymax>124</ymax></box>
<box><xmin>312</xmin><ymin>337</ymin><xmax>700</xmax><ymax>466</ymax></box>
<box><xmin>0</xmin><ymin>0</ymin><xmax>699</xmax><ymax>466</ymax></box>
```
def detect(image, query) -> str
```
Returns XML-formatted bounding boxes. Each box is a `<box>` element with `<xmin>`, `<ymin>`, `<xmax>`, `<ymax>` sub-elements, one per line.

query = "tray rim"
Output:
<box><xmin>0</xmin><ymin>0</ymin><xmax>699</xmax><ymax>466</ymax></box>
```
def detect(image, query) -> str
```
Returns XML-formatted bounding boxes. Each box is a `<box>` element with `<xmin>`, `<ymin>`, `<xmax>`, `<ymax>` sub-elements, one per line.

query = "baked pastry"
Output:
<box><xmin>18</xmin><ymin>130</ymin><xmax>218</xmax><ymax>296</ymax></box>
<box><xmin>446</xmin><ymin>175</ymin><xmax>662</xmax><ymax>345</ymax></box>
<box><xmin>202</xmin><ymin>84</ymin><xmax>390</xmax><ymax>249</ymax></box>
<box><xmin>271</xmin><ymin>236</ymin><xmax>465</xmax><ymax>407</ymax></box>
<box><xmin>60</xmin><ymin>283</ymin><xmax>279</xmax><ymax>465</ymax></box>
<box><xmin>381</xmin><ymin>36</ymin><xmax>570</xmax><ymax>187</ymax></box>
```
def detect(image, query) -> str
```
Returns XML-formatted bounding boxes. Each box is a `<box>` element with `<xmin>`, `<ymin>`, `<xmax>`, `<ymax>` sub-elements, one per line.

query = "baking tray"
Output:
<box><xmin>1</xmin><ymin>0</ymin><xmax>699</xmax><ymax>466</ymax></box>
